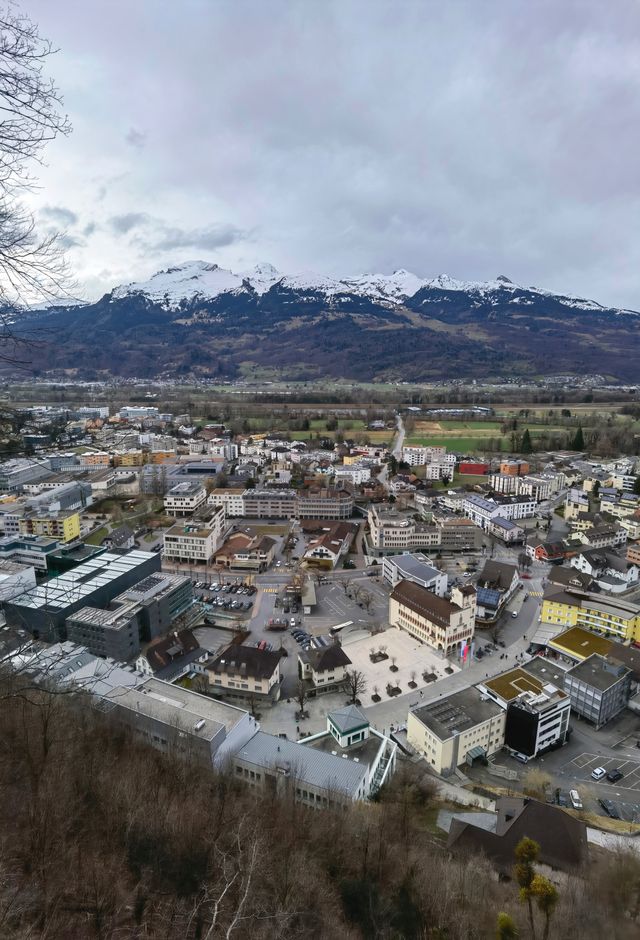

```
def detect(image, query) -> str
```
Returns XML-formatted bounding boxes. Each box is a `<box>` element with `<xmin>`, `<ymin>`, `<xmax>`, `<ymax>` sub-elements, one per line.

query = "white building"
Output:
<box><xmin>208</xmin><ymin>488</ymin><xmax>245</xmax><ymax>517</ymax></box>
<box><xmin>382</xmin><ymin>552</ymin><xmax>447</xmax><ymax>596</ymax></box>
<box><xmin>164</xmin><ymin>481</ymin><xmax>207</xmax><ymax>516</ymax></box>
<box><xmin>334</xmin><ymin>464</ymin><xmax>371</xmax><ymax>485</ymax></box>
<box><xmin>163</xmin><ymin>507</ymin><xmax>225</xmax><ymax>564</ymax></box>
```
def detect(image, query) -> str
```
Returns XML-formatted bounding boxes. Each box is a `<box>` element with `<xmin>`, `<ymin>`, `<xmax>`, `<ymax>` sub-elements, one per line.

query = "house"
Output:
<box><xmin>570</xmin><ymin>548</ymin><xmax>639</xmax><ymax>593</ymax></box>
<box><xmin>525</xmin><ymin>537</ymin><xmax>566</xmax><ymax>562</ymax></box>
<box><xmin>297</xmin><ymin>642</ymin><xmax>352</xmax><ymax>694</ymax></box>
<box><xmin>136</xmin><ymin>628</ymin><xmax>208</xmax><ymax>681</ymax></box>
<box><xmin>389</xmin><ymin>580</ymin><xmax>476</xmax><ymax>656</ymax></box>
<box><xmin>204</xmin><ymin>644</ymin><xmax>282</xmax><ymax>705</ymax></box>
<box><xmin>302</xmin><ymin>522</ymin><xmax>355</xmax><ymax>569</ymax></box>
<box><xmin>475</xmin><ymin>560</ymin><xmax>519</xmax><ymax>624</ymax></box>
<box><xmin>447</xmin><ymin>797</ymin><xmax>588</xmax><ymax>875</ymax></box>
<box><xmin>103</xmin><ymin>524</ymin><xmax>135</xmax><ymax>551</ymax></box>
<box><xmin>407</xmin><ymin>687</ymin><xmax>506</xmax><ymax>776</ymax></box>
<box><xmin>547</xmin><ymin>565</ymin><xmax>593</xmax><ymax>591</ymax></box>
<box><xmin>564</xmin><ymin>488</ymin><xmax>590</xmax><ymax>521</ymax></box>
<box><xmin>487</xmin><ymin>516</ymin><xmax>525</xmax><ymax>544</ymax></box>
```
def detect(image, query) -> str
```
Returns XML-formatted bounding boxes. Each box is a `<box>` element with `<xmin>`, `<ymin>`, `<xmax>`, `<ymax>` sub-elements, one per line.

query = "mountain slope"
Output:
<box><xmin>15</xmin><ymin>262</ymin><xmax>640</xmax><ymax>381</ymax></box>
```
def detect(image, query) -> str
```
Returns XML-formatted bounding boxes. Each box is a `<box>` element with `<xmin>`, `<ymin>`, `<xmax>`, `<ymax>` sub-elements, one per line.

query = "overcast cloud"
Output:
<box><xmin>23</xmin><ymin>0</ymin><xmax>640</xmax><ymax>307</ymax></box>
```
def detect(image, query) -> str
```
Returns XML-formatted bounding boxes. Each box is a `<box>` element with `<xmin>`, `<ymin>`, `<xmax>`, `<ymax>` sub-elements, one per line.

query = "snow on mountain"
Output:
<box><xmin>104</xmin><ymin>259</ymin><xmax>634</xmax><ymax>316</ymax></box>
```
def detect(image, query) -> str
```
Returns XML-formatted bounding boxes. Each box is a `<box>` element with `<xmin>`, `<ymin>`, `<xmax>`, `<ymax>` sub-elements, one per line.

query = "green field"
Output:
<box><xmin>405</xmin><ymin>435</ymin><xmax>503</xmax><ymax>452</ymax></box>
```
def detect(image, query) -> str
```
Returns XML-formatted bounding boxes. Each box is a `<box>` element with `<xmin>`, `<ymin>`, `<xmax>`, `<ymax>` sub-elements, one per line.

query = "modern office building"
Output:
<box><xmin>477</xmin><ymin>667</ymin><xmax>571</xmax><ymax>758</ymax></box>
<box><xmin>164</xmin><ymin>481</ymin><xmax>207</xmax><ymax>516</ymax></box>
<box><xmin>563</xmin><ymin>654</ymin><xmax>632</xmax><ymax>729</ymax></box>
<box><xmin>382</xmin><ymin>552</ymin><xmax>447</xmax><ymax>596</ymax></box>
<box><xmin>4</xmin><ymin>549</ymin><xmax>161</xmax><ymax>641</ymax></box>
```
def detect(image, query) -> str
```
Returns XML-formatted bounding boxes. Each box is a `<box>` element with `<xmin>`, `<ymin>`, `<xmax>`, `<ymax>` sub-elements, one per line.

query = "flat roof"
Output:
<box><xmin>566</xmin><ymin>654</ymin><xmax>630</xmax><ymax>691</ymax></box>
<box><xmin>411</xmin><ymin>687</ymin><xmax>503</xmax><ymax>741</ymax></box>
<box><xmin>387</xmin><ymin>552</ymin><xmax>440</xmax><ymax>581</ymax></box>
<box><xmin>522</xmin><ymin>657</ymin><xmax>568</xmax><ymax>689</ymax></box>
<box><xmin>549</xmin><ymin>626</ymin><xmax>613</xmax><ymax>660</ymax></box>
<box><xmin>104</xmin><ymin>677</ymin><xmax>248</xmax><ymax>741</ymax></box>
<box><xmin>483</xmin><ymin>667</ymin><xmax>548</xmax><ymax>703</ymax></box>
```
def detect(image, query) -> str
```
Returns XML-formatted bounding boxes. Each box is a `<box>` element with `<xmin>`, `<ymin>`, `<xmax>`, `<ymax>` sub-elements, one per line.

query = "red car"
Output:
<box><xmin>522</xmin><ymin>574</ymin><xmax>532</xmax><ymax>579</ymax></box>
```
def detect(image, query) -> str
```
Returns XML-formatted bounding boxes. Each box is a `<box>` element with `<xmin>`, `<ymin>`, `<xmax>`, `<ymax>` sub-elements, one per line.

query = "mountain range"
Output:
<box><xmin>17</xmin><ymin>261</ymin><xmax>640</xmax><ymax>382</ymax></box>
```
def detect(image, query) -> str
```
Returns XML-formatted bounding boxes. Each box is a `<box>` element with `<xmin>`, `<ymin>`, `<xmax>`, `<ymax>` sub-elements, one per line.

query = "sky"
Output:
<box><xmin>22</xmin><ymin>0</ymin><xmax>640</xmax><ymax>307</ymax></box>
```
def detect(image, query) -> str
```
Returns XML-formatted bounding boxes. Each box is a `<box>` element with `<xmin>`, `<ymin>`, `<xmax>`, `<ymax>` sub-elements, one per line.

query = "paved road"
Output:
<box><xmin>392</xmin><ymin>413</ymin><xmax>405</xmax><ymax>459</ymax></box>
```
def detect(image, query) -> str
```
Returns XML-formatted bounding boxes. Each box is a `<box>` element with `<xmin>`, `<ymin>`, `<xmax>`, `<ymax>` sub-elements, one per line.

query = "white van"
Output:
<box><xmin>569</xmin><ymin>789</ymin><xmax>583</xmax><ymax>810</ymax></box>
<box><xmin>591</xmin><ymin>766</ymin><xmax>606</xmax><ymax>781</ymax></box>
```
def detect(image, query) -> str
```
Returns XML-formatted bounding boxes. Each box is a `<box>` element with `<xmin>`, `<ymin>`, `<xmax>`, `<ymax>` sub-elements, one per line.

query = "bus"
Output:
<box><xmin>329</xmin><ymin>621</ymin><xmax>353</xmax><ymax>636</ymax></box>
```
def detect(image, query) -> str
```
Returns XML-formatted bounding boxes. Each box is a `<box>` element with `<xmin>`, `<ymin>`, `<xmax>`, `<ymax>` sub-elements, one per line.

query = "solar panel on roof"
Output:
<box><xmin>476</xmin><ymin>587</ymin><xmax>502</xmax><ymax>606</ymax></box>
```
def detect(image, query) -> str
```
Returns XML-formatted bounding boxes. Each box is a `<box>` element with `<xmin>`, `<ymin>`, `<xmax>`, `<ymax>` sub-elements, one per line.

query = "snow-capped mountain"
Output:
<box><xmin>108</xmin><ymin>259</ymin><xmax>634</xmax><ymax>316</ymax></box>
<box><xmin>16</xmin><ymin>260</ymin><xmax>640</xmax><ymax>382</ymax></box>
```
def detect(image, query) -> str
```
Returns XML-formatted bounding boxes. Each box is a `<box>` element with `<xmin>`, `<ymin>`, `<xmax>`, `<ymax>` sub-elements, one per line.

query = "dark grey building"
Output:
<box><xmin>564</xmin><ymin>654</ymin><xmax>632</xmax><ymax>729</ymax></box>
<box><xmin>4</xmin><ymin>549</ymin><xmax>161</xmax><ymax>641</ymax></box>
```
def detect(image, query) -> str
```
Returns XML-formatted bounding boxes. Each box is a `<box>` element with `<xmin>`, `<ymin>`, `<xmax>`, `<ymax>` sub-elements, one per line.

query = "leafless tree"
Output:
<box><xmin>343</xmin><ymin>669</ymin><xmax>367</xmax><ymax>704</ymax></box>
<box><xmin>341</xmin><ymin>575</ymin><xmax>353</xmax><ymax>595</ymax></box>
<box><xmin>0</xmin><ymin>8</ymin><xmax>73</xmax><ymax>359</ymax></box>
<box><xmin>295</xmin><ymin>680</ymin><xmax>308</xmax><ymax>718</ymax></box>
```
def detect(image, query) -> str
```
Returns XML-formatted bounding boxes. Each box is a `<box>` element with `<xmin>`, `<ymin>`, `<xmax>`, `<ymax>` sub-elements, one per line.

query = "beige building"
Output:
<box><xmin>407</xmin><ymin>688</ymin><xmax>506</xmax><ymax>776</ymax></box>
<box><xmin>389</xmin><ymin>580</ymin><xmax>476</xmax><ymax>656</ymax></box>
<box><xmin>163</xmin><ymin>506</ymin><xmax>224</xmax><ymax>564</ymax></box>
<box><xmin>204</xmin><ymin>644</ymin><xmax>282</xmax><ymax>704</ymax></box>
<box><xmin>208</xmin><ymin>487</ymin><xmax>246</xmax><ymax>517</ymax></box>
<box><xmin>367</xmin><ymin>504</ymin><xmax>441</xmax><ymax>554</ymax></box>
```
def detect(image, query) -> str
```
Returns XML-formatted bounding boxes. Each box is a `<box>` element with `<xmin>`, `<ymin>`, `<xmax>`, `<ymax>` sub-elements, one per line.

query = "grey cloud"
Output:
<box><xmin>83</xmin><ymin>222</ymin><xmax>97</xmax><ymax>237</ymax></box>
<box><xmin>108</xmin><ymin>212</ymin><xmax>150</xmax><ymax>234</ymax></box>
<box><xmin>40</xmin><ymin>205</ymin><xmax>78</xmax><ymax>227</ymax></box>
<box><xmin>145</xmin><ymin>223</ymin><xmax>248</xmax><ymax>252</ymax></box>
<box><xmin>26</xmin><ymin>0</ymin><xmax>640</xmax><ymax>307</ymax></box>
<box><xmin>58</xmin><ymin>233</ymin><xmax>85</xmax><ymax>249</ymax></box>
<box><xmin>125</xmin><ymin>127</ymin><xmax>146</xmax><ymax>148</ymax></box>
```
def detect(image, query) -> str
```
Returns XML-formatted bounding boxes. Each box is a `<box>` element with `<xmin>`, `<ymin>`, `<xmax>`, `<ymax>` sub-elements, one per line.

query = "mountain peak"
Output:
<box><xmin>496</xmin><ymin>274</ymin><xmax>513</xmax><ymax>284</ymax></box>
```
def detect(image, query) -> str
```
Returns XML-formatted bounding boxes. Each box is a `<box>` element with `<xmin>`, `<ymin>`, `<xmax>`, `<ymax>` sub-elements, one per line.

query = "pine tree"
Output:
<box><xmin>572</xmin><ymin>426</ymin><xmax>585</xmax><ymax>450</ymax></box>
<box><xmin>521</xmin><ymin>429</ymin><xmax>532</xmax><ymax>454</ymax></box>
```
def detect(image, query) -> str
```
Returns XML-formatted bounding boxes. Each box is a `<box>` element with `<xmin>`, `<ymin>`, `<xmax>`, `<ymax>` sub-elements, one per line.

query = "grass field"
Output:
<box><xmin>405</xmin><ymin>419</ymin><xmax>571</xmax><ymax>453</ymax></box>
<box><xmin>85</xmin><ymin>526</ymin><xmax>107</xmax><ymax>545</ymax></box>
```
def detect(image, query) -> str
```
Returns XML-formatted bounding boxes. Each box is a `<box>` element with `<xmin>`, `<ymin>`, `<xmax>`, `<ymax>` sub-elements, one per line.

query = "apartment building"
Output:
<box><xmin>163</xmin><ymin>517</ymin><xmax>223</xmax><ymax>564</ymax></box>
<box><xmin>164</xmin><ymin>481</ymin><xmax>207</xmax><ymax>516</ymax></box>
<box><xmin>477</xmin><ymin>666</ymin><xmax>570</xmax><ymax>758</ymax></box>
<box><xmin>295</xmin><ymin>486</ymin><xmax>354</xmax><ymax>520</ymax></box>
<box><xmin>19</xmin><ymin>509</ymin><xmax>81</xmax><ymax>543</ymax></box>
<box><xmin>565</xmin><ymin>488</ymin><xmax>590</xmax><ymax>521</ymax></box>
<box><xmin>499</xmin><ymin>459</ymin><xmax>530</xmax><ymax>476</ymax></box>
<box><xmin>541</xmin><ymin>584</ymin><xmax>640</xmax><ymax>643</ymax></box>
<box><xmin>208</xmin><ymin>488</ymin><xmax>246</xmax><ymax>517</ymax></box>
<box><xmin>401</xmin><ymin>445</ymin><xmax>446</xmax><ymax>466</ymax></box>
<box><xmin>205</xmin><ymin>645</ymin><xmax>282</xmax><ymax>704</ymax></box>
<box><xmin>407</xmin><ymin>688</ymin><xmax>506</xmax><ymax>776</ymax></box>
<box><xmin>389</xmin><ymin>581</ymin><xmax>476</xmax><ymax>656</ymax></box>
<box><xmin>488</xmin><ymin>473</ymin><xmax>519</xmax><ymax>494</ymax></box>
<box><xmin>241</xmin><ymin>488</ymin><xmax>297</xmax><ymax>519</ymax></box>
<box><xmin>298</xmin><ymin>643</ymin><xmax>352</xmax><ymax>694</ymax></box>
<box><xmin>333</xmin><ymin>464</ymin><xmax>371</xmax><ymax>485</ymax></box>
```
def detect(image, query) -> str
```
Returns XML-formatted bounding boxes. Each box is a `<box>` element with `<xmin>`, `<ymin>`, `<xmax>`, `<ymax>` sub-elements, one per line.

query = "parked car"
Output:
<box><xmin>569</xmin><ymin>790</ymin><xmax>583</xmax><ymax>810</ymax></box>
<box><xmin>607</xmin><ymin>768</ymin><xmax>624</xmax><ymax>783</ymax></box>
<box><xmin>591</xmin><ymin>767</ymin><xmax>607</xmax><ymax>781</ymax></box>
<box><xmin>511</xmin><ymin>611</ymin><xmax>518</xmax><ymax>619</ymax></box>
<box><xmin>599</xmin><ymin>799</ymin><xmax>620</xmax><ymax>819</ymax></box>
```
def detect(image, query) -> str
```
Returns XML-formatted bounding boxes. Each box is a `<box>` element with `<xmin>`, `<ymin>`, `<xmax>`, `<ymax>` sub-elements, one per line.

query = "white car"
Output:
<box><xmin>569</xmin><ymin>789</ymin><xmax>583</xmax><ymax>810</ymax></box>
<box><xmin>591</xmin><ymin>767</ymin><xmax>606</xmax><ymax>781</ymax></box>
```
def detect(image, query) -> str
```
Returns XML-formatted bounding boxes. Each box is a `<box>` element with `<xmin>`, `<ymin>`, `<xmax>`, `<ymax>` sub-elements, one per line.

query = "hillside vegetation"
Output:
<box><xmin>1</xmin><ymin>681</ymin><xmax>639</xmax><ymax>938</ymax></box>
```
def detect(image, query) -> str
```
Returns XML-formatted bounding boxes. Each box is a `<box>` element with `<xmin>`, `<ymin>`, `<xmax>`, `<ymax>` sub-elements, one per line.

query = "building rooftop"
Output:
<box><xmin>167</xmin><ymin>480</ymin><xmax>205</xmax><ymax>496</ymax></box>
<box><xmin>566</xmin><ymin>654</ymin><xmax>631</xmax><ymax>692</ymax></box>
<box><xmin>165</xmin><ymin>522</ymin><xmax>214</xmax><ymax>539</ymax></box>
<box><xmin>299</xmin><ymin>643</ymin><xmax>352</xmax><ymax>674</ymax></box>
<box><xmin>6</xmin><ymin>550</ymin><xmax>157</xmax><ymax>611</ymax></box>
<box><xmin>549</xmin><ymin>626</ymin><xmax>614</xmax><ymax>660</ymax></box>
<box><xmin>206</xmin><ymin>644</ymin><xmax>281</xmax><ymax>680</ymax></box>
<box><xmin>391</xmin><ymin>579</ymin><xmax>460</xmax><ymax>628</ymax></box>
<box><xmin>411</xmin><ymin>687</ymin><xmax>503</xmax><ymax>741</ymax></box>
<box><xmin>478</xmin><ymin>560</ymin><xmax>518</xmax><ymax>591</ymax></box>
<box><xmin>102</xmin><ymin>677</ymin><xmax>248</xmax><ymax>741</ymax></box>
<box><xmin>521</xmin><ymin>657</ymin><xmax>568</xmax><ymax>689</ymax></box>
<box><xmin>329</xmin><ymin>704</ymin><xmax>368</xmax><ymax>735</ymax></box>
<box><xmin>388</xmin><ymin>552</ymin><xmax>441</xmax><ymax>582</ymax></box>
<box><xmin>482</xmin><ymin>667</ymin><xmax>567</xmax><ymax>706</ymax></box>
<box><xmin>234</xmin><ymin>730</ymin><xmax>367</xmax><ymax>795</ymax></box>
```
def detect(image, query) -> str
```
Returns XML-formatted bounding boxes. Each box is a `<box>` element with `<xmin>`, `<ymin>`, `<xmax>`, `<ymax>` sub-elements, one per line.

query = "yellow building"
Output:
<box><xmin>148</xmin><ymin>450</ymin><xmax>174</xmax><ymax>464</ymax></box>
<box><xmin>80</xmin><ymin>451</ymin><xmax>111</xmax><ymax>467</ymax></box>
<box><xmin>19</xmin><ymin>510</ymin><xmax>80</xmax><ymax>543</ymax></box>
<box><xmin>113</xmin><ymin>450</ymin><xmax>145</xmax><ymax>467</ymax></box>
<box><xmin>541</xmin><ymin>584</ymin><xmax>640</xmax><ymax>643</ymax></box>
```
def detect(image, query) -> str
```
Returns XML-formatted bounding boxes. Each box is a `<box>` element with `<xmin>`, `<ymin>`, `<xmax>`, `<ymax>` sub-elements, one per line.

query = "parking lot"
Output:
<box><xmin>563</xmin><ymin>752</ymin><xmax>640</xmax><ymax>792</ymax></box>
